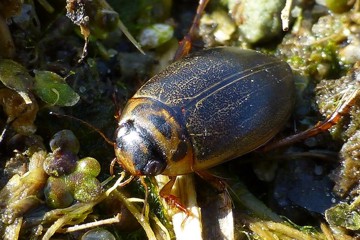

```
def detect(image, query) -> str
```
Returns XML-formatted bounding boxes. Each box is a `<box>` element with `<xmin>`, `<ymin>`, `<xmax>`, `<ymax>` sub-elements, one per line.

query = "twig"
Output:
<box><xmin>281</xmin><ymin>0</ymin><xmax>293</xmax><ymax>31</ymax></box>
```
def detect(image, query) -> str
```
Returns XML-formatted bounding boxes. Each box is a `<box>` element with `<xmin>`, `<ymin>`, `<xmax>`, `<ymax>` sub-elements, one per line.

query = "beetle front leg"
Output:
<box><xmin>109</xmin><ymin>158</ymin><xmax>117</xmax><ymax>176</ymax></box>
<box><xmin>160</xmin><ymin>176</ymin><xmax>192</xmax><ymax>216</ymax></box>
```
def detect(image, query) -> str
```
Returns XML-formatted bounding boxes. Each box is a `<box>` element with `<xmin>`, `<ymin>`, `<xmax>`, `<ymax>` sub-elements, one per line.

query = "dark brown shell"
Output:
<box><xmin>132</xmin><ymin>47</ymin><xmax>295</xmax><ymax>171</ymax></box>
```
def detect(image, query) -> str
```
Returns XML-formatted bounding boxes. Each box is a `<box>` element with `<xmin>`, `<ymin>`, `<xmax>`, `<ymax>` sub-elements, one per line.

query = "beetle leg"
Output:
<box><xmin>195</xmin><ymin>170</ymin><xmax>227</xmax><ymax>192</ymax></box>
<box><xmin>173</xmin><ymin>0</ymin><xmax>209</xmax><ymax>60</ymax></box>
<box><xmin>139</xmin><ymin>176</ymin><xmax>150</xmax><ymax>216</ymax></box>
<box><xmin>160</xmin><ymin>176</ymin><xmax>192</xmax><ymax>216</ymax></box>
<box><xmin>109</xmin><ymin>158</ymin><xmax>117</xmax><ymax>176</ymax></box>
<box><xmin>262</xmin><ymin>86</ymin><xmax>360</xmax><ymax>152</ymax></box>
<box><xmin>195</xmin><ymin>171</ymin><xmax>234</xmax><ymax>212</ymax></box>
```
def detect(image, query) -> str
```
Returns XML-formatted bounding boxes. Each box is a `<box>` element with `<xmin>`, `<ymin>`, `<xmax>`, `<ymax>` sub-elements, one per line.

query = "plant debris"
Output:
<box><xmin>1</xmin><ymin>0</ymin><xmax>360</xmax><ymax>239</ymax></box>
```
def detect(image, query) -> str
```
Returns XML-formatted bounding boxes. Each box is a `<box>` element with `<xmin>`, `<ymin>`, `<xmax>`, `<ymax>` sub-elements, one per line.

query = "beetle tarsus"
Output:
<box><xmin>163</xmin><ymin>194</ymin><xmax>192</xmax><ymax>217</ymax></box>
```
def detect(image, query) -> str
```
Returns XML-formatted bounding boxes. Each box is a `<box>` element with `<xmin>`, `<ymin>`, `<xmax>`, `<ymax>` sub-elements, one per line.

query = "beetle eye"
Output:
<box><xmin>141</xmin><ymin>159</ymin><xmax>166</xmax><ymax>175</ymax></box>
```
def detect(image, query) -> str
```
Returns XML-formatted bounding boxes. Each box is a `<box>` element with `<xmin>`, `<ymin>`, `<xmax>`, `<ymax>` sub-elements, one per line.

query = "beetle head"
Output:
<box><xmin>115</xmin><ymin>120</ymin><xmax>167</xmax><ymax>176</ymax></box>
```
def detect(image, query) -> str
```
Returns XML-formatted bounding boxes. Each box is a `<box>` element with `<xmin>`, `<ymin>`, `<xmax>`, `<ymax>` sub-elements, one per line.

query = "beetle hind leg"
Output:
<box><xmin>262</xmin><ymin>86</ymin><xmax>360</xmax><ymax>152</ymax></box>
<box><xmin>173</xmin><ymin>0</ymin><xmax>209</xmax><ymax>60</ymax></box>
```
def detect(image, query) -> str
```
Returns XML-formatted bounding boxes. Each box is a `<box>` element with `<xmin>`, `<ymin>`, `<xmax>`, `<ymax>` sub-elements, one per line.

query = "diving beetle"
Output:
<box><xmin>114</xmin><ymin>47</ymin><xmax>295</xmax><ymax>177</ymax></box>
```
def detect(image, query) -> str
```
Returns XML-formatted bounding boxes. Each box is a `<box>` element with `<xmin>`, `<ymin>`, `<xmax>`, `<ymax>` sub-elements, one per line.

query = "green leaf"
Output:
<box><xmin>0</xmin><ymin>59</ymin><xmax>34</xmax><ymax>104</ymax></box>
<box><xmin>325</xmin><ymin>202</ymin><xmax>360</xmax><ymax>230</ymax></box>
<box><xmin>34</xmin><ymin>70</ymin><xmax>80</xmax><ymax>106</ymax></box>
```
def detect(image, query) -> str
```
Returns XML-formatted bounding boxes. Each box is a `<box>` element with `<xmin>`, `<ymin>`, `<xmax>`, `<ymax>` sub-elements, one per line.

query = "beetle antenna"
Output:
<box><xmin>49</xmin><ymin>111</ymin><xmax>115</xmax><ymax>146</ymax></box>
<box><xmin>111</xmin><ymin>91</ymin><xmax>123</xmax><ymax>122</ymax></box>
